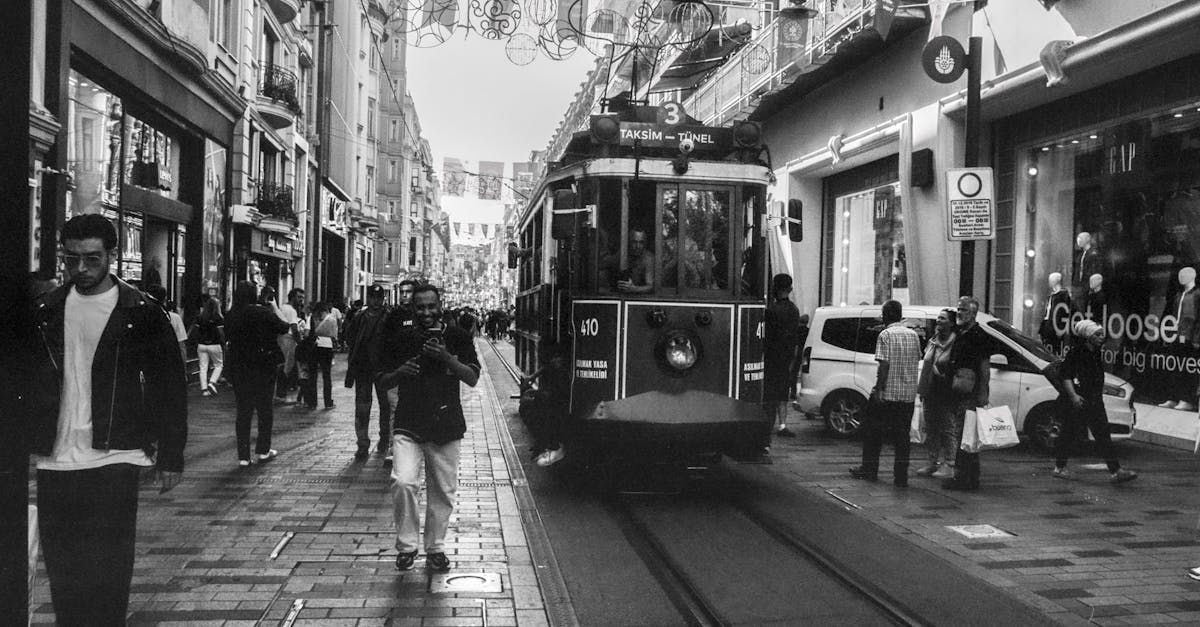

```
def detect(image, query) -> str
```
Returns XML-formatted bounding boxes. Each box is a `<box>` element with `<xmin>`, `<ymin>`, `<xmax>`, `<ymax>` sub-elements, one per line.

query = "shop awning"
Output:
<box><xmin>121</xmin><ymin>184</ymin><xmax>193</xmax><ymax>224</ymax></box>
<box><xmin>649</xmin><ymin>23</ymin><xmax>754</xmax><ymax>94</ymax></box>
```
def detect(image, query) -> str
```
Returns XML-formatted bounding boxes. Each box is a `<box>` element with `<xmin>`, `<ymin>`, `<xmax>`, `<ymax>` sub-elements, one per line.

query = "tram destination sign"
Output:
<box><xmin>618</xmin><ymin>122</ymin><xmax>734</xmax><ymax>151</ymax></box>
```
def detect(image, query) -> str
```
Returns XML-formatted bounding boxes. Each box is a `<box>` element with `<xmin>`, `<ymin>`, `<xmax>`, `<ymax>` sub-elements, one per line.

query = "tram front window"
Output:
<box><xmin>616</xmin><ymin>229</ymin><xmax>655</xmax><ymax>293</ymax></box>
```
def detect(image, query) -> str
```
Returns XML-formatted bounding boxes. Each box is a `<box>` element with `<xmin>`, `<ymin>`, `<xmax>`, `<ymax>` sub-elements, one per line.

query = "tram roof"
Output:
<box><xmin>518</xmin><ymin>157</ymin><xmax>771</xmax><ymax>229</ymax></box>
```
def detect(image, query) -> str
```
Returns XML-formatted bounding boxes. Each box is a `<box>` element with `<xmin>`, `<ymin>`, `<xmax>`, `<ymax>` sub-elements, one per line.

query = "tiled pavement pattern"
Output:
<box><xmin>768</xmin><ymin>414</ymin><xmax>1200</xmax><ymax>626</ymax></box>
<box><xmin>29</xmin><ymin>349</ymin><xmax>550</xmax><ymax>626</ymax></box>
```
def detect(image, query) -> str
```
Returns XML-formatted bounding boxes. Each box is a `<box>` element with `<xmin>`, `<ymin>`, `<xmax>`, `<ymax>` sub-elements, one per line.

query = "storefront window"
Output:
<box><xmin>1013</xmin><ymin>104</ymin><xmax>1200</xmax><ymax>404</ymax></box>
<box><xmin>830</xmin><ymin>182</ymin><xmax>906</xmax><ymax>306</ymax></box>
<box><xmin>66</xmin><ymin>69</ymin><xmax>123</xmax><ymax>217</ymax></box>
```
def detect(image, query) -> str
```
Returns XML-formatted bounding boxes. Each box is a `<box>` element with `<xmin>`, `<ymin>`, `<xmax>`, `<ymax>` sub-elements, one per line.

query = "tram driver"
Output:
<box><xmin>616</xmin><ymin>228</ymin><xmax>655</xmax><ymax>294</ymax></box>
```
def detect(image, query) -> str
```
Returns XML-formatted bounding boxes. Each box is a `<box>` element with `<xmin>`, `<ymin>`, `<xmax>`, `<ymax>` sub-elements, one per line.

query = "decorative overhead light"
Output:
<box><xmin>779</xmin><ymin>0</ymin><xmax>819</xmax><ymax>19</ymax></box>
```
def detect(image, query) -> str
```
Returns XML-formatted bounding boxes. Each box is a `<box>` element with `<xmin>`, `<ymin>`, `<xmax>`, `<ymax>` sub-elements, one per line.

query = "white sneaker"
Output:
<box><xmin>536</xmin><ymin>448</ymin><xmax>565</xmax><ymax>467</ymax></box>
<box><xmin>1176</xmin><ymin>402</ymin><xmax>1197</xmax><ymax>412</ymax></box>
<box><xmin>1187</xmin><ymin>566</ymin><xmax>1200</xmax><ymax>581</ymax></box>
<box><xmin>932</xmin><ymin>465</ymin><xmax>956</xmax><ymax>479</ymax></box>
<box><xmin>1158</xmin><ymin>400</ymin><xmax>1179</xmax><ymax>409</ymax></box>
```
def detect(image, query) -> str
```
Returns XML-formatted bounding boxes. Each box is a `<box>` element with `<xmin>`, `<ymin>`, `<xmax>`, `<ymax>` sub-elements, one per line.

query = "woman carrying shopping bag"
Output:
<box><xmin>915</xmin><ymin>308</ymin><xmax>958</xmax><ymax>479</ymax></box>
<box><xmin>1051</xmin><ymin>319</ymin><xmax>1138</xmax><ymax>483</ymax></box>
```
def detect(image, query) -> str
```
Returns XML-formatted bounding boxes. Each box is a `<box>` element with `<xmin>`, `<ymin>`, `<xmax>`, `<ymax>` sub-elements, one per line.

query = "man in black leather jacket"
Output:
<box><xmin>28</xmin><ymin>214</ymin><xmax>187</xmax><ymax>625</ymax></box>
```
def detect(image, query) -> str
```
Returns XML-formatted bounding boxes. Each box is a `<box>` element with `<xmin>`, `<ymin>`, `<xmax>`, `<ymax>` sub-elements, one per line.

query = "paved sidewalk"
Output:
<box><xmin>30</xmin><ymin>351</ymin><xmax>550</xmax><ymax>626</ymax></box>
<box><xmin>767</xmin><ymin>411</ymin><xmax>1200</xmax><ymax>626</ymax></box>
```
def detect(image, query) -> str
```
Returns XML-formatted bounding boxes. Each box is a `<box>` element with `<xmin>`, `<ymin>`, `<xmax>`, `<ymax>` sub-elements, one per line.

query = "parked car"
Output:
<box><xmin>795</xmin><ymin>306</ymin><xmax>1136</xmax><ymax>450</ymax></box>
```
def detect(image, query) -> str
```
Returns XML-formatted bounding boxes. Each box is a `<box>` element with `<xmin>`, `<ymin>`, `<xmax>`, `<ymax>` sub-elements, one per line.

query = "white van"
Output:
<box><xmin>796</xmin><ymin>306</ymin><xmax>1136</xmax><ymax>449</ymax></box>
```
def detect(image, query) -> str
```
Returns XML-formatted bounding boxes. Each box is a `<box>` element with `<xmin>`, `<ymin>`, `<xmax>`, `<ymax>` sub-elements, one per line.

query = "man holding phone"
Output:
<box><xmin>378</xmin><ymin>284</ymin><xmax>479</xmax><ymax>572</ymax></box>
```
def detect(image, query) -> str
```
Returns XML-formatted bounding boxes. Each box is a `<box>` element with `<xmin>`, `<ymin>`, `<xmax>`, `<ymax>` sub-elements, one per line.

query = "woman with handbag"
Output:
<box><xmin>942</xmin><ymin>296</ymin><xmax>992</xmax><ymax>491</ymax></box>
<box><xmin>194</xmin><ymin>296</ymin><xmax>225</xmax><ymax>396</ymax></box>
<box><xmin>915</xmin><ymin>308</ymin><xmax>958</xmax><ymax>479</ymax></box>
<box><xmin>224</xmin><ymin>281</ymin><xmax>290</xmax><ymax>467</ymax></box>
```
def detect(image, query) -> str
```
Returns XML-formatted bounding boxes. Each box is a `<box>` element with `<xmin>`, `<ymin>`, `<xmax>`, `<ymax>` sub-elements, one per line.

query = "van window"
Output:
<box><xmin>820</xmin><ymin>318</ymin><xmax>862</xmax><ymax>352</ymax></box>
<box><xmin>823</xmin><ymin>315</ymin><xmax>931</xmax><ymax>355</ymax></box>
<box><xmin>979</xmin><ymin>330</ymin><xmax>1036</xmax><ymax>373</ymax></box>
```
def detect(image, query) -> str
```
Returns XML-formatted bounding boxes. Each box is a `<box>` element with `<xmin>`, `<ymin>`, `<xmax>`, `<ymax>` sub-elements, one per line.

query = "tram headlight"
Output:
<box><xmin>663</xmin><ymin>333</ymin><xmax>699</xmax><ymax>371</ymax></box>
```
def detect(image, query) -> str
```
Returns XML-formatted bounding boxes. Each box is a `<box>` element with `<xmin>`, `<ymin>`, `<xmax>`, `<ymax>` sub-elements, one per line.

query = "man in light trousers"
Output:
<box><xmin>378</xmin><ymin>284</ymin><xmax>479</xmax><ymax>572</ymax></box>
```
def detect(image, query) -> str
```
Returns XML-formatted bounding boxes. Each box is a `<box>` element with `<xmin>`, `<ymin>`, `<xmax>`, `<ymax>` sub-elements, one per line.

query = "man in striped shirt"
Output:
<box><xmin>850</xmin><ymin>299</ymin><xmax>922</xmax><ymax>487</ymax></box>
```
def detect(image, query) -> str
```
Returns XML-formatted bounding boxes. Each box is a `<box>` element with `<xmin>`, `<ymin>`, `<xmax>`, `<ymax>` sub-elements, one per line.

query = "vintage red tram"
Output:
<box><xmin>511</xmin><ymin>105</ymin><xmax>780</xmax><ymax>462</ymax></box>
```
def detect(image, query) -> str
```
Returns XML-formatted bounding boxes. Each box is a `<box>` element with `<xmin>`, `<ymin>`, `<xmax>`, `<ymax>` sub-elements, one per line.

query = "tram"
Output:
<box><xmin>510</xmin><ymin>103</ymin><xmax>788</xmax><ymax>463</ymax></box>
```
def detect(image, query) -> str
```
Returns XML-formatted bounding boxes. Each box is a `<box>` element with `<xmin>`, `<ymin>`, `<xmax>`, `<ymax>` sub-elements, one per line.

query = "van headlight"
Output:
<box><xmin>662</xmin><ymin>332</ymin><xmax>699</xmax><ymax>371</ymax></box>
<box><xmin>1103</xmin><ymin>384</ymin><xmax>1126</xmax><ymax>398</ymax></box>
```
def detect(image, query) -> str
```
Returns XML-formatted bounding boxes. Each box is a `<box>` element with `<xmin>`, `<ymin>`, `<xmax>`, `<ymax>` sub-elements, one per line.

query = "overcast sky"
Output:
<box><xmin>406</xmin><ymin>35</ymin><xmax>599</xmax><ymax>168</ymax></box>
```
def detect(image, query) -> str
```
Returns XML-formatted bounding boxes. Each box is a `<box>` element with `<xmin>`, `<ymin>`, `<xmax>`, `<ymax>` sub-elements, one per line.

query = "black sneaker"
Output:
<box><xmin>354</xmin><ymin>447</ymin><xmax>369</xmax><ymax>460</ymax></box>
<box><xmin>849</xmin><ymin>467</ymin><xmax>878</xmax><ymax>481</ymax></box>
<box><xmin>941</xmin><ymin>477</ymin><xmax>979</xmax><ymax>491</ymax></box>
<box><xmin>395</xmin><ymin>550</ymin><xmax>418</xmax><ymax>571</ymax></box>
<box><xmin>426</xmin><ymin>552</ymin><xmax>451</xmax><ymax>572</ymax></box>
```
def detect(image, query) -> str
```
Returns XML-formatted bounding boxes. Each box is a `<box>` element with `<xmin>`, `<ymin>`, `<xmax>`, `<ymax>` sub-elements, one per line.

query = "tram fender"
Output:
<box><xmin>585</xmin><ymin>390</ymin><xmax>767</xmax><ymax>425</ymax></box>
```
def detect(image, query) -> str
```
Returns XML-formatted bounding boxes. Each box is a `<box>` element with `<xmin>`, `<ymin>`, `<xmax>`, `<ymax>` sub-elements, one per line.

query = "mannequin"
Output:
<box><xmin>1074</xmin><ymin>232</ymin><xmax>1101</xmax><ymax>288</ymax></box>
<box><xmin>1039</xmin><ymin>271</ymin><xmax>1072</xmax><ymax>353</ymax></box>
<box><xmin>1159</xmin><ymin>266</ymin><xmax>1199</xmax><ymax>411</ymax></box>
<box><xmin>1082</xmin><ymin>273</ymin><xmax>1107</xmax><ymax>322</ymax></box>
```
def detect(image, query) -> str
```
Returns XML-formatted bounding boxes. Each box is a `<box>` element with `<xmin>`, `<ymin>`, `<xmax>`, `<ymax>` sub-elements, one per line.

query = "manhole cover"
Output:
<box><xmin>429</xmin><ymin>572</ymin><xmax>502</xmax><ymax>593</ymax></box>
<box><xmin>946</xmin><ymin>524</ymin><xmax>1015</xmax><ymax>539</ymax></box>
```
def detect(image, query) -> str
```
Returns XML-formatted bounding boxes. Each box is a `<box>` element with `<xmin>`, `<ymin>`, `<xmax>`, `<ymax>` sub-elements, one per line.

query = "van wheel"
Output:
<box><xmin>824</xmin><ymin>391</ymin><xmax>867</xmax><ymax>438</ymax></box>
<box><xmin>1024</xmin><ymin>403</ymin><xmax>1064</xmax><ymax>453</ymax></box>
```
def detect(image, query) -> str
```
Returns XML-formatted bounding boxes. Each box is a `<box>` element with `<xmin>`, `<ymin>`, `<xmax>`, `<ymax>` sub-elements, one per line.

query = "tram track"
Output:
<box><xmin>485</xmin><ymin>339</ymin><xmax>926</xmax><ymax>627</ymax></box>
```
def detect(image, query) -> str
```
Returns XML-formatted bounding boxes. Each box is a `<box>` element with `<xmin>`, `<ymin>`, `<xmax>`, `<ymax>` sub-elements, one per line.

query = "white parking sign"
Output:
<box><xmin>946</xmin><ymin>167</ymin><xmax>995</xmax><ymax>241</ymax></box>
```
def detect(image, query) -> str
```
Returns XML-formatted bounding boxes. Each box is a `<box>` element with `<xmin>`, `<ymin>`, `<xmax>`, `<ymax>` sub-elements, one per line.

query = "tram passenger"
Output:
<box><xmin>764</xmin><ymin>274</ymin><xmax>801</xmax><ymax>438</ymax></box>
<box><xmin>520</xmin><ymin>343</ymin><xmax>570</xmax><ymax>467</ymax></box>
<box><xmin>616</xmin><ymin>228</ymin><xmax>655</xmax><ymax>294</ymax></box>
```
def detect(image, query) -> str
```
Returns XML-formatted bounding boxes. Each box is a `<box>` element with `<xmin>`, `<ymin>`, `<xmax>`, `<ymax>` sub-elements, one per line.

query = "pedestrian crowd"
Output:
<box><xmin>22</xmin><ymin>214</ymin><xmax>497</xmax><ymax>624</ymax></box>
<box><xmin>23</xmin><ymin>215</ymin><xmax>1141</xmax><ymax>625</ymax></box>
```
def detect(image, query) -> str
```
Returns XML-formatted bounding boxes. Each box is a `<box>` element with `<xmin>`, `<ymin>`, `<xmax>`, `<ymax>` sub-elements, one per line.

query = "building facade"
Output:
<box><xmin>26</xmin><ymin>0</ymin><xmax>414</xmax><ymax>317</ymax></box>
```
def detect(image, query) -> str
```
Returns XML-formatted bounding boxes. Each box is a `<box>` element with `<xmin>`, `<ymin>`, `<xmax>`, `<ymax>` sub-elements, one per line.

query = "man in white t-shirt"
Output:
<box><xmin>30</xmin><ymin>215</ymin><xmax>187</xmax><ymax>625</ymax></box>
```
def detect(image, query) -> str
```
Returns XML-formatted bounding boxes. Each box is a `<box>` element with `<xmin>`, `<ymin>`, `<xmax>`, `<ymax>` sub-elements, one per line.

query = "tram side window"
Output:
<box><xmin>619</xmin><ymin>181</ymin><xmax>658</xmax><ymax>294</ymax></box>
<box><xmin>741</xmin><ymin>186</ymin><xmax>764</xmax><ymax>296</ymax></box>
<box><xmin>597</xmin><ymin>179</ymin><xmax>622</xmax><ymax>292</ymax></box>
<box><xmin>681</xmin><ymin>189</ymin><xmax>730</xmax><ymax>290</ymax></box>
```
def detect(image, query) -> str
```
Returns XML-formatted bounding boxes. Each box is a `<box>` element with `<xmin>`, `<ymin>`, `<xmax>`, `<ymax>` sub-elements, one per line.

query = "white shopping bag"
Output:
<box><xmin>909</xmin><ymin>400</ymin><xmax>926</xmax><ymax>444</ymax></box>
<box><xmin>29</xmin><ymin>505</ymin><xmax>38</xmax><ymax>625</ymax></box>
<box><xmin>975</xmin><ymin>405</ymin><xmax>1019</xmax><ymax>451</ymax></box>
<box><xmin>961</xmin><ymin>409</ymin><xmax>982</xmax><ymax>453</ymax></box>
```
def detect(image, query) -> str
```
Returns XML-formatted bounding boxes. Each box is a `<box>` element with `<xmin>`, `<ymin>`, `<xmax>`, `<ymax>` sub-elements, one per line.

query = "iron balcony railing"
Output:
<box><xmin>257</xmin><ymin>182</ymin><xmax>297</xmax><ymax>222</ymax></box>
<box><xmin>684</xmin><ymin>0</ymin><xmax>881</xmax><ymax>126</ymax></box>
<box><xmin>261</xmin><ymin>65</ymin><xmax>302</xmax><ymax>115</ymax></box>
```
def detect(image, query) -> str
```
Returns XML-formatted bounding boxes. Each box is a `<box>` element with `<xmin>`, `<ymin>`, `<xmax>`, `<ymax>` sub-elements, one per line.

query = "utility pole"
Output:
<box><xmin>309</xmin><ymin>5</ymin><xmax>329</xmax><ymax>302</ymax></box>
<box><xmin>958</xmin><ymin>36</ymin><xmax>983</xmax><ymax>298</ymax></box>
<box><xmin>0</xmin><ymin>2</ymin><xmax>34</xmax><ymax>622</ymax></box>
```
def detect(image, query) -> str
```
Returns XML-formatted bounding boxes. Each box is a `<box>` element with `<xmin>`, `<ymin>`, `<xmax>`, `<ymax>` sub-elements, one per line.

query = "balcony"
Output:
<box><xmin>258</xmin><ymin>66</ymin><xmax>302</xmax><ymax>129</ymax></box>
<box><xmin>256</xmin><ymin>182</ymin><xmax>298</xmax><ymax>232</ymax></box>
<box><xmin>266</xmin><ymin>0</ymin><xmax>300</xmax><ymax>24</ymax></box>
<box><xmin>683</xmin><ymin>0</ymin><xmax>927</xmax><ymax>126</ymax></box>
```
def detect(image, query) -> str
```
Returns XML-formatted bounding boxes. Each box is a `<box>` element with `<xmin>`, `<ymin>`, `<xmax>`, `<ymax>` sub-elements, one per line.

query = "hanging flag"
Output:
<box><xmin>928</xmin><ymin>0</ymin><xmax>951</xmax><ymax>40</ymax></box>
<box><xmin>477</xmin><ymin>161</ymin><xmax>504</xmax><ymax>200</ymax></box>
<box><xmin>443</xmin><ymin>157</ymin><xmax>465</xmax><ymax>197</ymax></box>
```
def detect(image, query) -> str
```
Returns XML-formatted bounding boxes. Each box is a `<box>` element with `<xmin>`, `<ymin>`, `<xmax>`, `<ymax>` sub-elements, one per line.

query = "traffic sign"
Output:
<box><xmin>922</xmin><ymin>35</ymin><xmax>967</xmax><ymax>84</ymax></box>
<box><xmin>946</xmin><ymin>167</ymin><xmax>994</xmax><ymax>241</ymax></box>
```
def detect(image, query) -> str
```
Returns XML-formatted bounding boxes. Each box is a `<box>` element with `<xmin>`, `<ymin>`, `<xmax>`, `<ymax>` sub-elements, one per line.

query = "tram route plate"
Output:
<box><xmin>429</xmin><ymin>572</ymin><xmax>502</xmax><ymax>593</ymax></box>
<box><xmin>946</xmin><ymin>524</ymin><xmax>1015</xmax><ymax>539</ymax></box>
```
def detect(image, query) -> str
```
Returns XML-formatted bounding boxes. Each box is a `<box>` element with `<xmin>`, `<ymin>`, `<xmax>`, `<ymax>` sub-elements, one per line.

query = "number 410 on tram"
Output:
<box><xmin>510</xmin><ymin>104</ymin><xmax>799</xmax><ymax>464</ymax></box>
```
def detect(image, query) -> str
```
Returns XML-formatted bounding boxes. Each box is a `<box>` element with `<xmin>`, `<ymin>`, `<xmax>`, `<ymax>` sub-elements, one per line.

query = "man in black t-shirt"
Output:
<box><xmin>377</xmin><ymin>284</ymin><xmax>480</xmax><ymax>573</ymax></box>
